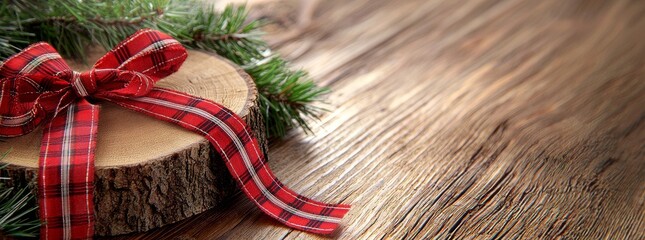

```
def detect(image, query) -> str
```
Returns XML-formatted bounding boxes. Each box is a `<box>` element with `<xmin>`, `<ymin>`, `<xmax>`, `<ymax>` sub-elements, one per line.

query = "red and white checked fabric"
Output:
<box><xmin>0</xmin><ymin>29</ymin><xmax>350</xmax><ymax>239</ymax></box>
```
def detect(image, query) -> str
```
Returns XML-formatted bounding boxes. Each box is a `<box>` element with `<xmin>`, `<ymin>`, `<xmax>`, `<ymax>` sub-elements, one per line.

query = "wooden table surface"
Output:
<box><xmin>113</xmin><ymin>0</ymin><xmax>644</xmax><ymax>239</ymax></box>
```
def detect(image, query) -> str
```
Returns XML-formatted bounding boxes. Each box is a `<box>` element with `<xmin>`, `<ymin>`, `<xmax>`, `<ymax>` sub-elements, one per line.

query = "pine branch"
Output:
<box><xmin>1</xmin><ymin>0</ymin><xmax>328</xmax><ymax>138</ymax></box>
<box><xmin>0</xmin><ymin>152</ymin><xmax>41</xmax><ymax>238</ymax></box>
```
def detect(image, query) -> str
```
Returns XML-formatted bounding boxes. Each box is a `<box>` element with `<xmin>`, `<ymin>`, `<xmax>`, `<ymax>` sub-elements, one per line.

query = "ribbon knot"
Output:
<box><xmin>0</xmin><ymin>29</ymin><xmax>349</xmax><ymax>239</ymax></box>
<box><xmin>67</xmin><ymin>69</ymin><xmax>156</xmax><ymax>99</ymax></box>
<box><xmin>70</xmin><ymin>71</ymin><xmax>92</xmax><ymax>97</ymax></box>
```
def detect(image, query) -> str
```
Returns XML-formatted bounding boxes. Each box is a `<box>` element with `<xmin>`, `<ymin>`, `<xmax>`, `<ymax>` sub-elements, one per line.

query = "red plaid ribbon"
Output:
<box><xmin>0</xmin><ymin>29</ymin><xmax>350</xmax><ymax>239</ymax></box>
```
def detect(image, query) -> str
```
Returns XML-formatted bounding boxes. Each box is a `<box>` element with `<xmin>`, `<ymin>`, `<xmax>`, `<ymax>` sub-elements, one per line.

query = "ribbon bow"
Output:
<box><xmin>0</xmin><ymin>29</ymin><xmax>349</xmax><ymax>239</ymax></box>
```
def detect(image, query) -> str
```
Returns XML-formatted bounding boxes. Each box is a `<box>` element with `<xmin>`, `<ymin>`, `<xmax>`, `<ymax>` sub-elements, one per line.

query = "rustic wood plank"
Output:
<box><xmin>105</xmin><ymin>0</ymin><xmax>644</xmax><ymax>239</ymax></box>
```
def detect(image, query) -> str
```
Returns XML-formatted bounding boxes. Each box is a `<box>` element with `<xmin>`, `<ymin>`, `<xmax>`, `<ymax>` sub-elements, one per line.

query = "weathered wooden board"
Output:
<box><xmin>107</xmin><ymin>0</ymin><xmax>644</xmax><ymax>239</ymax></box>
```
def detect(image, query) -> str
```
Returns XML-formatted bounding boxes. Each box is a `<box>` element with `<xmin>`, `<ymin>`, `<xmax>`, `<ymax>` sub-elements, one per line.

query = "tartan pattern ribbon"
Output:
<box><xmin>0</xmin><ymin>29</ymin><xmax>350</xmax><ymax>239</ymax></box>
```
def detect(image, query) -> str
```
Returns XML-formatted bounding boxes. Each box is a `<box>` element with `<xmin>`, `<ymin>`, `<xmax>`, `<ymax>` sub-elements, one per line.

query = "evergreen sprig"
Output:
<box><xmin>1</xmin><ymin>0</ymin><xmax>328</xmax><ymax>137</ymax></box>
<box><xmin>0</xmin><ymin>151</ymin><xmax>41</xmax><ymax>238</ymax></box>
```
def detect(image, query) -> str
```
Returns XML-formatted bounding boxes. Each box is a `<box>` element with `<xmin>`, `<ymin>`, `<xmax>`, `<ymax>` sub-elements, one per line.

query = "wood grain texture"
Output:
<box><xmin>107</xmin><ymin>0</ymin><xmax>644</xmax><ymax>239</ymax></box>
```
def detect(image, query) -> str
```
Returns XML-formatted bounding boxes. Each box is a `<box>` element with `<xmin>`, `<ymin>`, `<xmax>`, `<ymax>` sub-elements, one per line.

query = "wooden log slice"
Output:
<box><xmin>0</xmin><ymin>50</ymin><xmax>267</xmax><ymax>236</ymax></box>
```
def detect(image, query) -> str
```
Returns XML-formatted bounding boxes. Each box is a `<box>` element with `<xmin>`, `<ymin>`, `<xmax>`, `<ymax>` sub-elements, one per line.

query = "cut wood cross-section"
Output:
<box><xmin>0</xmin><ymin>49</ymin><xmax>267</xmax><ymax>236</ymax></box>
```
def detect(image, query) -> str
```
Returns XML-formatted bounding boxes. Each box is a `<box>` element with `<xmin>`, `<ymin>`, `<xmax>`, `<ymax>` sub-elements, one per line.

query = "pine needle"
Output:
<box><xmin>0</xmin><ymin>152</ymin><xmax>41</xmax><ymax>238</ymax></box>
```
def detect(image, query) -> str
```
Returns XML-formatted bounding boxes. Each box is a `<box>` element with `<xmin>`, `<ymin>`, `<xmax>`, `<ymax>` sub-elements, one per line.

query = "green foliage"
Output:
<box><xmin>0</xmin><ymin>152</ymin><xmax>41</xmax><ymax>238</ymax></box>
<box><xmin>1</xmin><ymin>0</ymin><xmax>328</xmax><ymax>137</ymax></box>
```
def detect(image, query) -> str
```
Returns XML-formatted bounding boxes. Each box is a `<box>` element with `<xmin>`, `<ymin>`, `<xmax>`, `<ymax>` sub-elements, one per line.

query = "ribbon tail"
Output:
<box><xmin>109</xmin><ymin>88</ymin><xmax>350</xmax><ymax>234</ymax></box>
<box><xmin>39</xmin><ymin>99</ymin><xmax>99</xmax><ymax>240</ymax></box>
